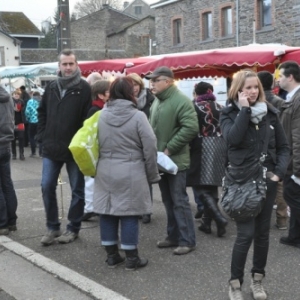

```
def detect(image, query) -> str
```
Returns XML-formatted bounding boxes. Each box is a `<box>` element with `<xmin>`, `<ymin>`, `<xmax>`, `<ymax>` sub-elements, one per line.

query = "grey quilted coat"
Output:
<box><xmin>93</xmin><ymin>99</ymin><xmax>160</xmax><ymax>216</ymax></box>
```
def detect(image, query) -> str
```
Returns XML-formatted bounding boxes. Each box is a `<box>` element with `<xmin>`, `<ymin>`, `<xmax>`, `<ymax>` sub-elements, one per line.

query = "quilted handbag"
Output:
<box><xmin>219</xmin><ymin>162</ymin><xmax>267</xmax><ymax>222</ymax></box>
<box><xmin>69</xmin><ymin>111</ymin><xmax>101</xmax><ymax>176</ymax></box>
<box><xmin>199</xmin><ymin>136</ymin><xmax>227</xmax><ymax>186</ymax></box>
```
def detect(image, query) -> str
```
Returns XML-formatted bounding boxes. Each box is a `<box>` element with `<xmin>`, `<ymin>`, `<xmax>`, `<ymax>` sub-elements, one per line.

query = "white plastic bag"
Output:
<box><xmin>157</xmin><ymin>152</ymin><xmax>178</xmax><ymax>175</ymax></box>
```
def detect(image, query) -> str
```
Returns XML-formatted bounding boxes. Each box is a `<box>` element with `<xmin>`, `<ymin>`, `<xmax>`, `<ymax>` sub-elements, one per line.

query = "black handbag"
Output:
<box><xmin>220</xmin><ymin>162</ymin><xmax>267</xmax><ymax>222</ymax></box>
<box><xmin>199</xmin><ymin>136</ymin><xmax>227</xmax><ymax>186</ymax></box>
<box><xmin>219</xmin><ymin>116</ymin><xmax>270</xmax><ymax>222</ymax></box>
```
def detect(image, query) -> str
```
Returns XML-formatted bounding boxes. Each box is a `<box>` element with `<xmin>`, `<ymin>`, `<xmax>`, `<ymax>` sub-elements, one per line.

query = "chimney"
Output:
<box><xmin>123</xmin><ymin>1</ymin><xmax>129</xmax><ymax>9</ymax></box>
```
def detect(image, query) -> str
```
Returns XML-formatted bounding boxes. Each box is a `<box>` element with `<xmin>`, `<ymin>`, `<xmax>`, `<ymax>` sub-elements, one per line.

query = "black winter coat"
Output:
<box><xmin>220</xmin><ymin>102</ymin><xmax>290</xmax><ymax>180</ymax></box>
<box><xmin>37</xmin><ymin>79</ymin><xmax>92</xmax><ymax>161</ymax></box>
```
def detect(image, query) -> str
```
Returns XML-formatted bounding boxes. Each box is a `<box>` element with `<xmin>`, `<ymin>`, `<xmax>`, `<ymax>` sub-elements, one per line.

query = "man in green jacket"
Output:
<box><xmin>147</xmin><ymin>66</ymin><xmax>199</xmax><ymax>255</ymax></box>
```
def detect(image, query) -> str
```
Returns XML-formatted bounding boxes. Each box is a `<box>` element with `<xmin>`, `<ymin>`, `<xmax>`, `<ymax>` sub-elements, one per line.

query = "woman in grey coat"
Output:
<box><xmin>93</xmin><ymin>77</ymin><xmax>160</xmax><ymax>271</ymax></box>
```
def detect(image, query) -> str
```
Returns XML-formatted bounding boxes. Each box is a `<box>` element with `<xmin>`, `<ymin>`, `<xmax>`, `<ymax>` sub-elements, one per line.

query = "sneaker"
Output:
<box><xmin>0</xmin><ymin>228</ymin><xmax>9</xmax><ymax>235</ymax></box>
<box><xmin>173</xmin><ymin>246</ymin><xmax>195</xmax><ymax>255</ymax></box>
<box><xmin>250</xmin><ymin>273</ymin><xmax>267</xmax><ymax>300</ymax></box>
<box><xmin>280</xmin><ymin>236</ymin><xmax>300</xmax><ymax>248</ymax></box>
<box><xmin>41</xmin><ymin>230</ymin><xmax>61</xmax><ymax>246</ymax></box>
<box><xmin>157</xmin><ymin>239</ymin><xmax>178</xmax><ymax>248</ymax></box>
<box><xmin>81</xmin><ymin>212</ymin><xmax>98</xmax><ymax>221</ymax></box>
<box><xmin>30</xmin><ymin>153</ymin><xmax>36</xmax><ymax>157</ymax></box>
<box><xmin>229</xmin><ymin>279</ymin><xmax>244</xmax><ymax>300</ymax></box>
<box><xmin>275</xmin><ymin>222</ymin><xmax>287</xmax><ymax>230</ymax></box>
<box><xmin>20</xmin><ymin>155</ymin><xmax>25</xmax><ymax>161</ymax></box>
<box><xmin>56</xmin><ymin>230</ymin><xmax>78</xmax><ymax>244</ymax></box>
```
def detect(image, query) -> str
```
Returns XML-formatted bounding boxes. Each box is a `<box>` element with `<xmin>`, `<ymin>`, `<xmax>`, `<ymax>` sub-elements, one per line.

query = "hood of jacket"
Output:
<box><xmin>0</xmin><ymin>86</ymin><xmax>10</xmax><ymax>103</ymax></box>
<box><xmin>102</xmin><ymin>99</ymin><xmax>138</xmax><ymax>127</ymax></box>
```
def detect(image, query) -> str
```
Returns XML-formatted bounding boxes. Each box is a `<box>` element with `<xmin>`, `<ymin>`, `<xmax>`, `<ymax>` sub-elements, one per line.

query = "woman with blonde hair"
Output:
<box><xmin>220</xmin><ymin>70</ymin><xmax>289</xmax><ymax>300</ymax></box>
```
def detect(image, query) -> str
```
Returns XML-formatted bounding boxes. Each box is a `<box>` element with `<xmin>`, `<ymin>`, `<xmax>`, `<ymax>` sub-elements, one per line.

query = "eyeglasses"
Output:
<box><xmin>150</xmin><ymin>78</ymin><xmax>167</xmax><ymax>83</ymax></box>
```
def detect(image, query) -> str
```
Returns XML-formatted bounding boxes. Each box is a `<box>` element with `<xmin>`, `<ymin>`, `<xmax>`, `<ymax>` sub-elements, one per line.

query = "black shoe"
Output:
<box><xmin>142</xmin><ymin>214</ymin><xmax>151</xmax><ymax>224</ymax></box>
<box><xmin>20</xmin><ymin>155</ymin><xmax>25</xmax><ymax>161</ymax></box>
<box><xmin>12</xmin><ymin>155</ymin><xmax>16</xmax><ymax>160</ymax></box>
<box><xmin>198</xmin><ymin>217</ymin><xmax>212</xmax><ymax>234</ymax></box>
<box><xmin>81</xmin><ymin>212</ymin><xmax>98</xmax><ymax>221</ymax></box>
<box><xmin>194</xmin><ymin>210</ymin><xmax>203</xmax><ymax>220</ymax></box>
<box><xmin>105</xmin><ymin>245</ymin><xmax>125</xmax><ymax>268</ymax></box>
<box><xmin>280</xmin><ymin>236</ymin><xmax>300</xmax><ymax>248</ymax></box>
<box><xmin>125</xmin><ymin>249</ymin><xmax>148</xmax><ymax>271</ymax></box>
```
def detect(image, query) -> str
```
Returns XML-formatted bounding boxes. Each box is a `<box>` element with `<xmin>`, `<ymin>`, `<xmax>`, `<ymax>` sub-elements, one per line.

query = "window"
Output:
<box><xmin>203</xmin><ymin>12</ymin><xmax>213</xmax><ymax>40</ymax></box>
<box><xmin>173</xmin><ymin>18</ymin><xmax>182</xmax><ymax>45</ymax></box>
<box><xmin>259</xmin><ymin>0</ymin><xmax>272</xmax><ymax>28</ymax></box>
<box><xmin>135</xmin><ymin>6</ymin><xmax>142</xmax><ymax>15</ymax></box>
<box><xmin>222</xmin><ymin>7</ymin><xmax>232</xmax><ymax>36</ymax></box>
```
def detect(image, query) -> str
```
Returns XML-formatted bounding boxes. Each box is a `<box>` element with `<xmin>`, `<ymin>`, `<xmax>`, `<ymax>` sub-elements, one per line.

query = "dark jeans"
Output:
<box><xmin>230</xmin><ymin>179</ymin><xmax>277</xmax><ymax>284</ymax></box>
<box><xmin>11</xmin><ymin>130</ymin><xmax>25</xmax><ymax>157</ymax></box>
<box><xmin>192</xmin><ymin>186</ymin><xmax>204</xmax><ymax>212</ymax></box>
<box><xmin>41</xmin><ymin>158</ymin><xmax>85</xmax><ymax>233</ymax></box>
<box><xmin>158</xmin><ymin>170</ymin><xmax>196</xmax><ymax>246</ymax></box>
<box><xmin>0</xmin><ymin>148</ymin><xmax>18</xmax><ymax>229</ymax></box>
<box><xmin>100</xmin><ymin>215</ymin><xmax>139</xmax><ymax>250</ymax></box>
<box><xmin>28</xmin><ymin>123</ymin><xmax>42</xmax><ymax>155</ymax></box>
<box><xmin>283</xmin><ymin>175</ymin><xmax>300</xmax><ymax>242</ymax></box>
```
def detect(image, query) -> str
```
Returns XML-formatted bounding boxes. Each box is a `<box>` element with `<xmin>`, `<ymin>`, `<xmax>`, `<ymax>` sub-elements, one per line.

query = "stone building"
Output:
<box><xmin>70</xmin><ymin>4</ymin><xmax>155</xmax><ymax>60</ymax></box>
<box><xmin>123</xmin><ymin>0</ymin><xmax>155</xmax><ymax>19</ymax></box>
<box><xmin>151</xmin><ymin>0</ymin><xmax>300</xmax><ymax>54</ymax></box>
<box><xmin>107</xmin><ymin>16</ymin><xmax>156</xmax><ymax>57</ymax></box>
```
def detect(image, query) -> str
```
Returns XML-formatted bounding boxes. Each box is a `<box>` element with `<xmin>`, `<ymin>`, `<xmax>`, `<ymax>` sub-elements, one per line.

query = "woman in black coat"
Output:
<box><xmin>220</xmin><ymin>70</ymin><xmax>289</xmax><ymax>300</ymax></box>
<box><xmin>187</xmin><ymin>82</ymin><xmax>228</xmax><ymax>237</ymax></box>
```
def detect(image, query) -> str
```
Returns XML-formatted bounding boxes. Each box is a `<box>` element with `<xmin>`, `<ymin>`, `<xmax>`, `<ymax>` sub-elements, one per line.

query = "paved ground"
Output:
<box><xmin>1</xmin><ymin>147</ymin><xmax>300</xmax><ymax>300</ymax></box>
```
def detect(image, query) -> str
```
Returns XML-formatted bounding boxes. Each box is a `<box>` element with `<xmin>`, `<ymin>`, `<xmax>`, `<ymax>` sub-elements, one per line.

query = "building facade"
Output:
<box><xmin>123</xmin><ymin>0</ymin><xmax>155</xmax><ymax>19</ymax></box>
<box><xmin>151</xmin><ymin>0</ymin><xmax>300</xmax><ymax>54</ymax></box>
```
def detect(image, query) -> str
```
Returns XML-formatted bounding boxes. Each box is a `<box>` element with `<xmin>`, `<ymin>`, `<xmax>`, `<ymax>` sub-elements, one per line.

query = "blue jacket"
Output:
<box><xmin>25</xmin><ymin>97</ymin><xmax>40</xmax><ymax>123</ymax></box>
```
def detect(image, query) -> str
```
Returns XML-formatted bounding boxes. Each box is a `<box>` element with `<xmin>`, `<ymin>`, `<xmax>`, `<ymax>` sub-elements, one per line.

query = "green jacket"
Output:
<box><xmin>149</xmin><ymin>85</ymin><xmax>198</xmax><ymax>170</ymax></box>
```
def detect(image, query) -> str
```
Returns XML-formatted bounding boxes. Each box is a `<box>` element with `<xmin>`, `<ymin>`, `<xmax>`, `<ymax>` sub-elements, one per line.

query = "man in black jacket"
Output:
<box><xmin>37</xmin><ymin>49</ymin><xmax>92</xmax><ymax>246</ymax></box>
<box><xmin>257</xmin><ymin>71</ymin><xmax>288</xmax><ymax>230</ymax></box>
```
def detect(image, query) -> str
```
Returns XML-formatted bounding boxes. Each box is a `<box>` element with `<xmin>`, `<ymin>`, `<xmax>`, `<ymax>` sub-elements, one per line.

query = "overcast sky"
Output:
<box><xmin>1</xmin><ymin>0</ymin><xmax>157</xmax><ymax>29</ymax></box>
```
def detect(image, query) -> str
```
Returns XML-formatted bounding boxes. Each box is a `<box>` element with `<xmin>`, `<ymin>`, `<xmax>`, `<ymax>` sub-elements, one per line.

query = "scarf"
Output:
<box><xmin>195</xmin><ymin>90</ymin><xmax>216</xmax><ymax>103</ymax></box>
<box><xmin>92</xmin><ymin>98</ymin><xmax>105</xmax><ymax>109</ymax></box>
<box><xmin>137</xmin><ymin>88</ymin><xmax>147</xmax><ymax>110</ymax></box>
<box><xmin>56</xmin><ymin>67</ymin><xmax>81</xmax><ymax>98</ymax></box>
<box><xmin>236</xmin><ymin>101</ymin><xmax>268</xmax><ymax>124</ymax></box>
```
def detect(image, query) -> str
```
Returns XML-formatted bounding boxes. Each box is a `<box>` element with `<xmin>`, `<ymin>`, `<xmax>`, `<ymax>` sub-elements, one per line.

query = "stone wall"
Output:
<box><xmin>153</xmin><ymin>0</ymin><xmax>300</xmax><ymax>55</ymax></box>
<box><xmin>108</xmin><ymin>17</ymin><xmax>156</xmax><ymax>57</ymax></box>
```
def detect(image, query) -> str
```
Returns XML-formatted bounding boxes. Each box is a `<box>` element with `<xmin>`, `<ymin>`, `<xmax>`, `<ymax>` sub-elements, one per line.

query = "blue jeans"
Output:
<box><xmin>158</xmin><ymin>171</ymin><xmax>196</xmax><ymax>246</ymax></box>
<box><xmin>41</xmin><ymin>158</ymin><xmax>85</xmax><ymax>233</ymax></box>
<box><xmin>100</xmin><ymin>215</ymin><xmax>139</xmax><ymax>250</ymax></box>
<box><xmin>230</xmin><ymin>179</ymin><xmax>277</xmax><ymax>284</ymax></box>
<box><xmin>0</xmin><ymin>148</ymin><xmax>18</xmax><ymax>229</ymax></box>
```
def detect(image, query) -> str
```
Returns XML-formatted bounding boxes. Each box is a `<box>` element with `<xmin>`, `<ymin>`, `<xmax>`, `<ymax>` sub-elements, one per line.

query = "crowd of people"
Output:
<box><xmin>1</xmin><ymin>49</ymin><xmax>300</xmax><ymax>299</ymax></box>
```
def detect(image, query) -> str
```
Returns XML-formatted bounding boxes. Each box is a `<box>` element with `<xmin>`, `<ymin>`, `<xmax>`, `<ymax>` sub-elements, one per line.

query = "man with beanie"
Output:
<box><xmin>257</xmin><ymin>71</ymin><xmax>288</xmax><ymax>230</ymax></box>
<box><xmin>148</xmin><ymin>66</ymin><xmax>199</xmax><ymax>255</ymax></box>
<box><xmin>0</xmin><ymin>84</ymin><xmax>18</xmax><ymax>235</ymax></box>
<box><xmin>37</xmin><ymin>49</ymin><xmax>92</xmax><ymax>245</ymax></box>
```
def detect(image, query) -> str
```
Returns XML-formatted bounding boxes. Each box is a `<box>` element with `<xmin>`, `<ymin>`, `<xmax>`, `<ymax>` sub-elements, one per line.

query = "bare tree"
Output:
<box><xmin>73</xmin><ymin>0</ymin><xmax>123</xmax><ymax>19</ymax></box>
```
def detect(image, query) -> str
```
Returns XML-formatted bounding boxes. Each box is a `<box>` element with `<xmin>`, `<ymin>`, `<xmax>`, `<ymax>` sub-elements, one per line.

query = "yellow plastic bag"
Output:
<box><xmin>69</xmin><ymin>111</ymin><xmax>101</xmax><ymax>176</ymax></box>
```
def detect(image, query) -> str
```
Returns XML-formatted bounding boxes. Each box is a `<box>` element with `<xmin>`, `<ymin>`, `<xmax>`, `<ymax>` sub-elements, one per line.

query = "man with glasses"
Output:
<box><xmin>37</xmin><ymin>49</ymin><xmax>92</xmax><ymax>246</ymax></box>
<box><xmin>147</xmin><ymin>66</ymin><xmax>199</xmax><ymax>255</ymax></box>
